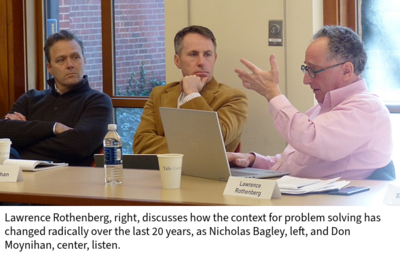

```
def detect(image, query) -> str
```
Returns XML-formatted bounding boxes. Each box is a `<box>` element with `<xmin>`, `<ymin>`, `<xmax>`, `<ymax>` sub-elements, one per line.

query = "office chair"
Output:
<box><xmin>366</xmin><ymin>160</ymin><xmax>396</xmax><ymax>180</ymax></box>
<box><xmin>90</xmin><ymin>146</ymin><xmax>104</xmax><ymax>167</ymax></box>
<box><xmin>10</xmin><ymin>147</ymin><xmax>21</xmax><ymax>159</ymax></box>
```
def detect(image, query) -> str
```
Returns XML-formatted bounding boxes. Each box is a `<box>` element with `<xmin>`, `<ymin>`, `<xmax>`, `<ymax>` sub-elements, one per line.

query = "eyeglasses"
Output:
<box><xmin>301</xmin><ymin>62</ymin><xmax>346</xmax><ymax>78</ymax></box>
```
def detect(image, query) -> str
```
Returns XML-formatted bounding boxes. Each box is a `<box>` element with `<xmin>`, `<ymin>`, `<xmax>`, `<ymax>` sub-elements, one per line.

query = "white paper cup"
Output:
<box><xmin>0</xmin><ymin>138</ymin><xmax>12</xmax><ymax>165</ymax></box>
<box><xmin>157</xmin><ymin>154</ymin><xmax>183</xmax><ymax>189</ymax></box>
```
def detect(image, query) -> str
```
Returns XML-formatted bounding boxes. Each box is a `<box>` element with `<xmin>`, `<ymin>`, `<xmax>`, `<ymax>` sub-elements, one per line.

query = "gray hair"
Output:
<box><xmin>174</xmin><ymin>25</ymin><xmax>216</xmax><ymax>55</ymax></box>
<box><xmin>313</xmin><ymin>26</ymin><xmax>367</xmax><ymax>75</ymax></box>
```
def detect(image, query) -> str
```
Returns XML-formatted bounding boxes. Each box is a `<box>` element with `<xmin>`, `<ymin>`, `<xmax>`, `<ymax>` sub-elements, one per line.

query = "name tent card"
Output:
<box><xmin>0</xmin><ymin>165</ymin><xmax>24</xmax><ymax>182</ymax></box>
<box><xmin>383</xmin><ymin>182</ymin><xmax>400</xmax><ymax>205</ymax></box>
<box><xmin>223</xmin><ymin>177</ymin><xmax>281</xmax><ymax>200</ymax></box>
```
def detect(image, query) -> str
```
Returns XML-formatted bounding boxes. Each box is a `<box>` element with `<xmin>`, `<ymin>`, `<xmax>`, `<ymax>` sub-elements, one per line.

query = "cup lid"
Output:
<box><xmin>0</xmin><ymin>138</ymin><xmax>11</xmax><ymax>144</ymax></box>
<box><xmin>157</xmin><ymin>153</ymin><xmax>183</xmax><ymax>158</ymax></box>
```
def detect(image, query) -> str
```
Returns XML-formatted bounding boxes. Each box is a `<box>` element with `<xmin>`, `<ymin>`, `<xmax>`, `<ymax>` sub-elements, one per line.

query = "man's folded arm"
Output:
<box><xmin>0</xmin><ymin>120</ymin><xmax>55</xmax><ymax>149</ymax></box>
<box><xmin>0</xmin><ymin>90</ymin><xmax>55</xmax><ymax>148</ymax></box>
<box><xmin>20</xmin><ymin>94</ymin><xmax>113</xmax><ymax>160</ymax></box>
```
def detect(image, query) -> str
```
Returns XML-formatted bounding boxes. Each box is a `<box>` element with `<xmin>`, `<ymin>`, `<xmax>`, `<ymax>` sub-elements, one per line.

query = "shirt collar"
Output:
<box><xmin>319</xmin><ymin>79</ymin><xmax>368</xmax><ymax>114</ymax></box>
<box><xmin>54</xmin><ymin>83</ymin><xmax>61</xmax><ymax>94</ymax></box>
<box><xmin>47</xmin><ymin>75</ymin><xmax>89</xmax><ymax>95</ymax></box>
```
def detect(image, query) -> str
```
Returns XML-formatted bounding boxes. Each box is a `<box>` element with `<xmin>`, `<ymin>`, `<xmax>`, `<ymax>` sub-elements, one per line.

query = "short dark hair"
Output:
<box><xmin>313</xmin><ymin>26</ymin><xmax>367</xmax><ymax>75</ymax></box>
<box><xmin>174</xmin><ymin>25</ymin><xmax>217</xmax><ymax>55</ymax></box>
<box><xmin>44</xmin><ymin>30</ymin><xmax>84</xmax><ymax>64</ymax></box>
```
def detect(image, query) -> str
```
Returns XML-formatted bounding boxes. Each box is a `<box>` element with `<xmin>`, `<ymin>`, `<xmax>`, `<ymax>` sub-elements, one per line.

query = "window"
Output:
<box><xmin>113</xmin><ymin>0</ymin><xmax>166</xmax><ymax>97</ymax></box>
<box><xmin>115</xmin><ymin>108</ymin><xmax>143</xmax><ymax>154</ymax></box>
<box><xmin>359</xmin><ymin>0</ymin><xmax>400</xmax><ymax>176</ymax></box>
<box><xmin>43</xmin><ymin>0</ymin><xmax>166</xmax><ymax>154</ymax></box>
<box><xmin>45</xmin><ymin>0</ymin><xmax>104</xmax><ymax>88</ymax></box>
<box><xmin>323</xmin><ymin>0</ymin><xmax>400</xmax><ymax>112</ymax></box>
<box><xmin>112</xmin><ymin>0</ymin><xmax>166</xmax><ymax>154</ymax></box>
<box><xmin>360</xmin><ymin>0</ymin><xmax>400</xmax><ymax>112</ymax></box>
<box><xmin>324</xmin><ymin>0</ymin><xmax>399</xmax><ymax>176</ymax></box>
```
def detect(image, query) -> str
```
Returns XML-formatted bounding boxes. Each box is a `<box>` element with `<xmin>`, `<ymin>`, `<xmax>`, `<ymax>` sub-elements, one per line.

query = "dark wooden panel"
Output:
<box><xmin>111</xmin><ymin>98</ymin><xmax>148</xmax><ymax>108</ymax></box>
<box><xmin>36</xmin><ymin>0</ymin><xmax>45</xmax><ymax>90</ymax></box>
<box><xmin>101</xmin><ymin>0</ymin><xmax>113</xmax><ymax>97</ymax></box>
<box><xmin>9</xmin><ymin>0</ymin><xmax>26</xmax><ymax>102</ymax></box>
<box><xmin>344</xmin><ymin>0</ymin><xmax>356</xmax><ymax>31</ymax></box>
<box><xmin>0</xmin><ymin>0</ymin><xmax>9</xmax><ymax>116</ymax></box>
<box><xmin>323</xmin><ymin>0</ymin><xmax>339</xmax><ymax>26</ymax></box>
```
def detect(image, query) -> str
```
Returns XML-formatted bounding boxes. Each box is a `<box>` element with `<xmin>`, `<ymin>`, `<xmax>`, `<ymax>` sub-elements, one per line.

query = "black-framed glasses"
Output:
<box><xmin>301</xmin><ymin>62</ymin><xmax>346</xmax><ymax>78</ymax></box>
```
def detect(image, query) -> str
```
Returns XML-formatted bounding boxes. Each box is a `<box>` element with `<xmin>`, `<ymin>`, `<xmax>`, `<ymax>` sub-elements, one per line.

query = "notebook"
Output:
<box><xmin>94</xmin><ymin>154</ymin><xmax>159</xmax><ymax>170</ymax></box>
<box><xmin>159</xmin><ymin>107</ymin><xmax>290</xmax><ymax>181</ymax></box>
<box><xmin>2</xmin><ymin>159</ymin><xmax>68</xmax><ymax>171</ymax></box>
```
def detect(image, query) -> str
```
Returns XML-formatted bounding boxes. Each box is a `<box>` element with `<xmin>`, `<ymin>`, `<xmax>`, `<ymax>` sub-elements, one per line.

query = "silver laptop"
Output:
<box><xmin>159</xmin><ymin>107</ymin><xmax>290</xmax><ymax>181</ymax></box>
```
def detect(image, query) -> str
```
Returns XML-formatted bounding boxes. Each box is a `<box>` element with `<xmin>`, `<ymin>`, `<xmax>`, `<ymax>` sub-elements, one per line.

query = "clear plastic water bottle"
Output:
<box><xmin>104</xmin><ymin>124</ymin><xmax>123</xmax><ymax>185</ymax></box>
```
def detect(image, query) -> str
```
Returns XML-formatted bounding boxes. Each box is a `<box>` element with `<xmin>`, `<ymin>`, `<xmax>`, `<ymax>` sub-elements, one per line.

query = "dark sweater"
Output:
<box><xmin>0</xmin><ymin>76</ymin><xmax>113</xmax><ymax>166</ymax></box>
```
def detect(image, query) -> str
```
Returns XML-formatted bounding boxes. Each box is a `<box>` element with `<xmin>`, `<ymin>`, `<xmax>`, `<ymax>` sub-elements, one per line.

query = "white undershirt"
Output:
<box><xmin>177</xmin><ymin>92</ymin><xmax>201</xmax><ymax>108</ymax></box>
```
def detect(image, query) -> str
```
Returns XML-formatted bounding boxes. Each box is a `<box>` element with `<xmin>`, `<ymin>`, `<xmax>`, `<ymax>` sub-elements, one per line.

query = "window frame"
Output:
<box><xmin>32</xmin><ymin>0</ymin><xmax>150</xmax><ymax>109</ymax></box>
<box><xmin>323</xmin><ymin>0</ymin><xmax>357</xmax><ymax>31</ymax></box>
<box><xmin>3</xmin><ymin>1</ymin><xmax>398</xmax><ymax>113</ymax></box>
<box><xmin>100</xmin><ymin>0</ymin><xmax>149</xmax><ymax>108</ymax></box>
<box><xmin>323</xmin><ymin>0</ymin><xmax>399</xmax><ymax>113</ymax></box>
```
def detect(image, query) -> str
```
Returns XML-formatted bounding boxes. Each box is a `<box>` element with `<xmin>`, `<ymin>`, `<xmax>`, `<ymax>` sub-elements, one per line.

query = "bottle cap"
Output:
<box><xmin>108</xmin><ymin>124</ymin><xmax>117</xmax><ymax>131</ymax></box>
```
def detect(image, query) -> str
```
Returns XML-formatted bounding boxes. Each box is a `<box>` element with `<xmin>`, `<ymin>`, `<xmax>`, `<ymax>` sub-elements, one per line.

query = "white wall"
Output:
<box><xmin>165</xmin><ymin>0</ymin><xmax>323</xmax><ymax>155</ymax></box>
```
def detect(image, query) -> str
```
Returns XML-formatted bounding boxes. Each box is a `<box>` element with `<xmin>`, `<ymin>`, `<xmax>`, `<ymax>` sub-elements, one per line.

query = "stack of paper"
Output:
<box><xmin>277</xmin><ymin>176</ymin><xmax>350</xmax><ymax>194</ymax></box>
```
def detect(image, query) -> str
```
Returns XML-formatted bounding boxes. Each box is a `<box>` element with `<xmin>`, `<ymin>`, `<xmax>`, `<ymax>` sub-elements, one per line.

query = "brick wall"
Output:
<box><xmin>58</xmin><ymin>0</ymin><xmax>166</xmax><ymax>93</ymax></box>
